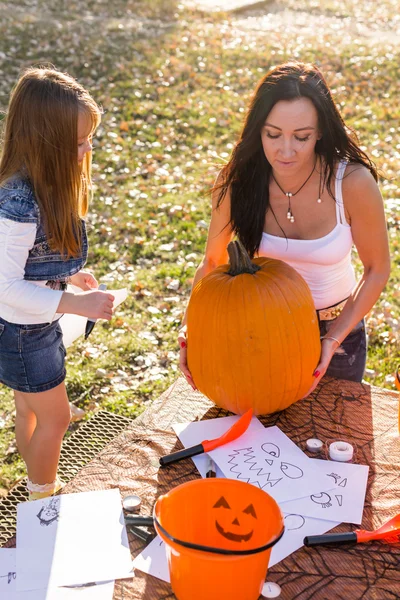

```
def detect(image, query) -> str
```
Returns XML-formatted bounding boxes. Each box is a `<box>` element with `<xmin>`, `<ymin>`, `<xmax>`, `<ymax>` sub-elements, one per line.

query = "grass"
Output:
<box><xmin>0</xmin><ymin>0</ymin><xmax>399</xmax><ymax>492</ymax></box>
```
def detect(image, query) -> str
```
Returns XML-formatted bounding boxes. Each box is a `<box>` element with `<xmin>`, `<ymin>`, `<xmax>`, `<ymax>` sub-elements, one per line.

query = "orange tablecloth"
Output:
<box><xmin>63</xmin><ymin>376</ymin><xmax>400</xmax><ymax>599</ymax></box>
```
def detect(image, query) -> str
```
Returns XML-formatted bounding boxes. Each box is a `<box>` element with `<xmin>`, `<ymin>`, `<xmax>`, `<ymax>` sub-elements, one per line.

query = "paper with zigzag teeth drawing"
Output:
<box><xmin>279</xmin><ymin>458</ymin><xmax>369</xmax><ymax>524</ymax></box>
<box><xmin>209</xmin><ymin>426</ymin><xmax>333</xmax><ymax>503</ymax></box>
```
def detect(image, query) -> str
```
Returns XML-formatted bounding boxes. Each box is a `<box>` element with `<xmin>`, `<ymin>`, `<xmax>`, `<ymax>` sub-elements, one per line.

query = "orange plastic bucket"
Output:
<box><xmin>154</xmin><ymin>478</ymin><xmax>284</xmax><ymax>600</ymax></box>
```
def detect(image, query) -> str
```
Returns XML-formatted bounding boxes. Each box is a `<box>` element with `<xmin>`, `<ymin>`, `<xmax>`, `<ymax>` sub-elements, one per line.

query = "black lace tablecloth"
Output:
<box><xmin>62</xmin><ymin>376</ymin><xmax>400</xmax><ymax>599</ymax></box>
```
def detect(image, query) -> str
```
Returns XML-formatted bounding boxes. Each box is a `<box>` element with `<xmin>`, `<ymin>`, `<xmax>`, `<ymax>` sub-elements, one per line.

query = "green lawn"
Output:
<box><xmin>0</xmin><ymin>0</ymin><xmax>399</xmax><ymax>493</ymax></box>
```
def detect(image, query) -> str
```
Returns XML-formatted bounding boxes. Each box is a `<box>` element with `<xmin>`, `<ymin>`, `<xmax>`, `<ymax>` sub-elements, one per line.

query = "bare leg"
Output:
<box><xmin>18</xmin><ymin>383</ymin><xmax>71</xmax><ymax>485</ymax></box>
<box><xmin>14</xmin><ymin>391</ymin><xmax>37</xmax><ymax>462</ymax></box>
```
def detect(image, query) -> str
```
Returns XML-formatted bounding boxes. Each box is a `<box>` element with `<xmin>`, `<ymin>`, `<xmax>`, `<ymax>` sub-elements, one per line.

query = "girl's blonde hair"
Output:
<box><xmin>0</xmin><ymin>67</ymin><xmax>101</xmax><ymax>257</ymax></box>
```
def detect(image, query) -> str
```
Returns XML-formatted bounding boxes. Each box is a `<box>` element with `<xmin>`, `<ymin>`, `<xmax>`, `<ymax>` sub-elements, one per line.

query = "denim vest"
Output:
<box><xmin>0</xmin><ymin>175</ymin><xmax>88</xmax><ymax>281</ymax></box>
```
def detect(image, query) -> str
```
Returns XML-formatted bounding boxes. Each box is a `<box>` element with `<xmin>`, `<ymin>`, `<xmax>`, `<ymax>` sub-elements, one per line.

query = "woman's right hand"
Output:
<box><xmin>178</xmin><ymin>326</ymin><xmax>197</xmax><ymax>390</ymax></box>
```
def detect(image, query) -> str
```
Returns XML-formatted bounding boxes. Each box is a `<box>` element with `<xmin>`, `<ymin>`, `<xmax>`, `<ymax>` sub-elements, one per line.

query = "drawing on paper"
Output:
<box><xmin>311</xmin><ymin>492</ymin><xmax>332</xmax><ymax>508</ymax></box>
<box><xmin>280</xmin><ymin>462</ymin><xmax>303</xmax><ymax>479</ymax></box>
<box><xmin>284</xmin><ymin>514</ymin><xmax>305</xmax><ymax>531</ymax></box>
<box><xmin>335</xmin><ymin>495</ymin><xmax>343</xmax><ymax>506</ymax></box>
<box><xmin>36</xmin><ymin>497</ymin><xmax>60</xmax><ymax>527</ymax></box>
<box><xmin>327</xmin><ymin>473</ymin><xmax>341</xmax><ymax>484</ymax></box>
<box><xmin>228</xmin><ymin>445</ymin><xmax>304</xmax><ymax>491</ymax></box>
<box><xmin>261</xmin><ymin>442</ymin><xmax>280</xmax><ymax>466</ymax></box>
<box><xmin>327</xmin><ymin>473</ymin><xmax>347</xmax><ymax>488</ymax></box>
<box><xmin>0</xmin><ymin>571</ymin><xmax>16</xmax><ymax>584</ymax></box>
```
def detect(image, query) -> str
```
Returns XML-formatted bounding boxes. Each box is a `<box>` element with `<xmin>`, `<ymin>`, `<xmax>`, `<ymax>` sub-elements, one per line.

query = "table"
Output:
<box><xmin>63</xmin><ymin>376</ymin><xmax>400</xmax><ymax>599</ymax></box>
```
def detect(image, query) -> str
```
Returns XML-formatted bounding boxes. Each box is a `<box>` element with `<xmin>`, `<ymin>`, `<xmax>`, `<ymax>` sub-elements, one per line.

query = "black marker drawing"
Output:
<box><xmin>0</xmin><ymin>571</ymin><xmax>16</xmax><ymax>584</ymax></box>
<box><xmin>280</xmin><ymin>462</ymin><xmax>304</xmax><ymax>479</ymax></box>
<box><xmin>228</xmin><ymin>449</ymin><xmax>270</xmax><ymax>483</ymax></box>
<box><xmin>311</xmin><ymin>492</ymin><xmax>332</xmax><ymax>508</ymax></box>
<box><xmin>228</xmin><ymin>447</ymin><xmax>304</xmax><ymax>489</ymax></box>
<box><xmin>259</xmin><ymin>473</ymin><xmax>282</xmax><ymax>489</ymax></box>
<box><xmin>228</xmin><ymin>449</ymin><xmax>282</xmax><ymax>489</ymax></box>
<box><xmin>284</xmin><ymin>514</ymin><xmax>306</xmax><ymax>531</ymax></box>
<box><xmin>36</xmin><ymin>497</ymin><xmax>60</xmax><ymax>527</ymax></box>
<box><xmin>338</xmin><ymin>478</ymin><xmax>347</xmax><ymax>488</ymax></box>
<box><xmin>261</xmin><ymin>443</ymin><xmax>280</xmax><ymax>458</ymax></box>
<box><xmin>335</xmin><ymin>495</ymin><xmax>343</xmax><ymax>507</ymax></box>
<box><xmin>327</xmin><ymin>473</ymin><xmax>341</xmax><ymax>484</ymax></box>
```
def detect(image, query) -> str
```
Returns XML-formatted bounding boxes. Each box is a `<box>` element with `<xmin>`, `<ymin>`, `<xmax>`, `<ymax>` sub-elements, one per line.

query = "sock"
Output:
<box><xmin>27</xmin><ymin>476</ymin><xmax>65</xmax><ymax>501</ymax></box>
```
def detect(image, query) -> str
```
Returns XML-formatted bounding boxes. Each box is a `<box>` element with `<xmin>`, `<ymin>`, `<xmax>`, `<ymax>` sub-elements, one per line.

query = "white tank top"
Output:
<box><xmin>258</xmin><ymin>161</ymin><xmax>356</xmax><ymax>310</ymax></box>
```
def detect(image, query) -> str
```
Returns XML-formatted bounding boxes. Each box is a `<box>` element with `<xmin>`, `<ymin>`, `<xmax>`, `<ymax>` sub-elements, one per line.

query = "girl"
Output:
<box><xmin>0</xmin><ymin>67</ymin><xmax>115</xmax><ymax>500</ymax></box>
<box><xmin>179</xmin><ymin>61</ymin><xmax>390</xmax><ymax>394</ymax></box>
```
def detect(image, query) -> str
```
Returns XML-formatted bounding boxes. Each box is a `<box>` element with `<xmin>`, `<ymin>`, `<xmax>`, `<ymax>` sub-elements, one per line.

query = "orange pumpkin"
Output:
<box><xmin>187</xmin><ymin>240</ymin><xmax>321</xmax><ymax>415</ymax></box>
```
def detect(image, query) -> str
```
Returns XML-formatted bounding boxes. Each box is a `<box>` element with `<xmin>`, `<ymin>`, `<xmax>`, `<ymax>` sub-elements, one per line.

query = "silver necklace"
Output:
<box><xmin>271</xmin><ymin>159</ymin><xmax>322</xmax><ymax>223</ymax></box>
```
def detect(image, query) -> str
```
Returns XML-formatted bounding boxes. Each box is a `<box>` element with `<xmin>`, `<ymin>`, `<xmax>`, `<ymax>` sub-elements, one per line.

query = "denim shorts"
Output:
<box><xmin>319</xmin><ymin>318</ymin><xmax>367</xmax><ymax>382</ymax></box>
<box><xmin>0</xmin><ymin>316</ymin><xmax>66</xmax><ymax>393</ymax></box>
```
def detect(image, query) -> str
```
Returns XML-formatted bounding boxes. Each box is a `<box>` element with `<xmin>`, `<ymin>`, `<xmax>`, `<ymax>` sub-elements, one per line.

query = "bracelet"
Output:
<box><xmin>322</xmin><ymin>335</ymin><xmax>342</xmax><ymax>347</ymax></box>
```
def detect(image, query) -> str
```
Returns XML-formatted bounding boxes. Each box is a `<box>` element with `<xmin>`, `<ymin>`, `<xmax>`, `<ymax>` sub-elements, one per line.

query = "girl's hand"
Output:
<box><xmin>178</xmin><ymin>326</ymin><xmax>197</xmax><ymax>390</ymax></box>
<box><xmin>69</xmin><ymin>271</ymin><xmax>98</xmax><ymax>291</ymax></box>
<box><xmin>302</xmin><ymin>337</ymin><xmax>340</xmax><ymax>398</ymax></box>
<box><xmin>73</xmin><ymin>290</ymin><xmax>115</xmax><ymax>320</ymax></box>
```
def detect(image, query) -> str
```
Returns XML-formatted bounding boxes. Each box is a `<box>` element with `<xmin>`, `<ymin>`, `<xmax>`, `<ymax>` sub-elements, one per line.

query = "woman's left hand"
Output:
<box><xmin>302</xmin><ymin>338</ymin><xmax>340</xmax><ymax>398</ymax></box>
<box><xmin>69</xmin><ymin>270</ymin><xmax>98</xmax><ymax>291</ymax></box>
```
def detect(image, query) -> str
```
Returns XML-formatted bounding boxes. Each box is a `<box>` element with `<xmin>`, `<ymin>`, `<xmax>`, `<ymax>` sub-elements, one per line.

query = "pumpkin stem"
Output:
<box><xmin>227</xmin><ymin>240</ymin><xmax>261</xmax><ymax>276</ymax></box>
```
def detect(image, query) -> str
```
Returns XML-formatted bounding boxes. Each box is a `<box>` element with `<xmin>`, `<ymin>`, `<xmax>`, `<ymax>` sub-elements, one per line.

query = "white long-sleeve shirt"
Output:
<box><xmin>0</xmin><ymin>218</ymin><xmax>63</xmax><ymax>324</ymax></box>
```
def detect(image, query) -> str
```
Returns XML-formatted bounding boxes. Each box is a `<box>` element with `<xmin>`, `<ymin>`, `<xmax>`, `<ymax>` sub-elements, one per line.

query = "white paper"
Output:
<box><xmin>173</xmin><ymin>416</ymin><xmax>265</xmax><ymax>478</ymax></box>
<box><xmin>279</xmin><ymin>459</ymin><xmax>369</xmax><ymax>524</ymax></box>
<box><xmin>16</xmin><ymin>489</ymin><xmax>132</xmax><ymax>591</ymax></box>
<box><xmin>209</xmin><ymin>426</ymin><xmax>331</xmax><ymax>503</ymax></box>
<box><xmin>60</xmin><ymin>287</ymin><xmax>128</xmax><ymax>347</ymax></box>
<box><xmin>132</xmin><ymin>536</ymin><xmax>170</xmax><ymax>583</ymax></box>
<box><xmin>0</xmin><ymin>548</ymin><xmax>17</xmax><ymax>598</ymax></box>
<box><xmin>269</xmin><ymin>513</ymin><xmax>339</xmax><ymax>567</ymax></box>
<box><xmin>0</xmin><ymin>549</ymin><xmax>116</xmax><ymax>599</ymax></box>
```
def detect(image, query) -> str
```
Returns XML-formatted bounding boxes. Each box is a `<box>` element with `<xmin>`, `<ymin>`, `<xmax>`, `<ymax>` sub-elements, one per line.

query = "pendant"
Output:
<box><xmin>286</xmin><ymin>192</ymin><xmax>294</xmax><ymax>222</ymax></box>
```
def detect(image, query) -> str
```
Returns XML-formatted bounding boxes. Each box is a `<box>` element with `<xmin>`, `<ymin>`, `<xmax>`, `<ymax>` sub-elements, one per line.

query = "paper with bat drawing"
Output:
<box><xmin>16</xmin><ymin>489</ymin><xmax>133</xmax><ymax>592</ymax></box>
<box><xmin>208</xmin><ymin>426</ymin><xmax>332</xmax><ymax>503</ymax></box>
<box><xmin>173</xmin><ymin>415</ymin><xmax>265</xmax><ymax>478</ymax></box>
<box><xmin>60</xmin><ymin>286</ymin><xmax>128</xmax><ymax>347</ymax></box>
<box><xmin>279</xmin><ymin>458</ymin><xmax>369</xmax><ymax>524</ymax></box>
<box><xmin>0</xmin><ymin>549</ymin><xmax>116</xmax><ymax>599</ymax></box>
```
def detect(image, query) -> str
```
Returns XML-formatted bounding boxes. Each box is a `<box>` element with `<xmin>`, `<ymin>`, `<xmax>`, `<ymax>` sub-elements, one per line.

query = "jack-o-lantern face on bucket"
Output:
<box><xmin>213</xmin><ymin>496</ymin><xmax>257</xmax><ymax>542</ymax></box>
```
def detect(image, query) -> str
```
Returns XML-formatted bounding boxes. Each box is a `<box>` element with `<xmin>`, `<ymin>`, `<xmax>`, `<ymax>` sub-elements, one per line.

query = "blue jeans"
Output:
<box><xmin>319</xmin><ymin>318</ymin><xmax>367</xmax><ymax>382</ymax></box>
<box><xmin>0</xmin><ymin>317</ymin><xmax>66</xmax><ymax>393</ymax></box>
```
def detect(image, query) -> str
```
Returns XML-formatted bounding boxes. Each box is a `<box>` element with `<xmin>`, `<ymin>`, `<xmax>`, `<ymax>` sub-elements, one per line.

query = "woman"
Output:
<box><xmin>179</xmin><ymin>61</ymin><xmax>390</xmax><ymax>396</ymax></box>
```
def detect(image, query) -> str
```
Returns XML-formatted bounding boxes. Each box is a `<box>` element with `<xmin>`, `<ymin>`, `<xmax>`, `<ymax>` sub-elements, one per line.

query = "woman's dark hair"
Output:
<box><xmin>216</xmin><ymin>61</ymin><xmax>378</xmax><ymax>257</ymax></box>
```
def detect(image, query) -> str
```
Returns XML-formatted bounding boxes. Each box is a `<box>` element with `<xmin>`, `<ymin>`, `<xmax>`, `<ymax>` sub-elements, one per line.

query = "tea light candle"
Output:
<box><xmin>261</xmin><ymin>581</ymin><xmax>281</xmax><ymax>598</ymax></box>
<box><xmin>329</xmin><ymin>441</ymin><xmax>354</xmax><ymax>462</ymax></box>
<box><xmin>123</xmin><ymin>494</ymin><xmax>141</xmax><ymax>513</ymax></box>
<box><xmin>306</xmin><ymin>438</ymin><xmax>323</xmax><ymax>453</ymax></box>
